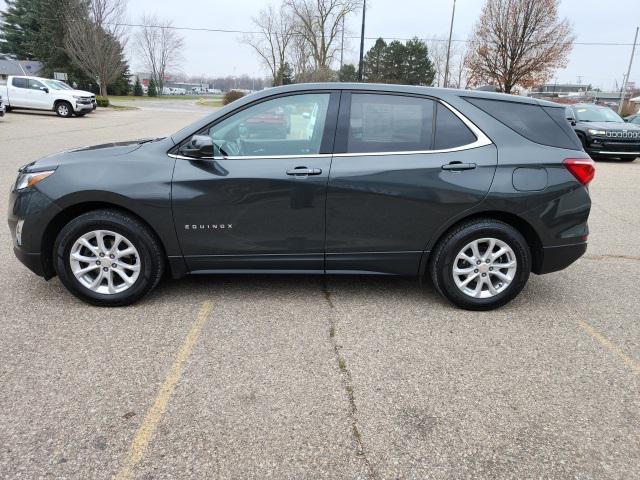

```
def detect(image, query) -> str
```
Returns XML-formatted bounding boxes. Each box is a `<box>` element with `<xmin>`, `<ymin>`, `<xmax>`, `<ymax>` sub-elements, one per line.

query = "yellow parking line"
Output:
<box><xmin>577</xmin><ymin>320</ymin><xmax>640</xmax><ymax>375</ymax></box>
<box><xmin>114</xmin><ymin>300</ymin><xmax>214</xmax><ymax>480</ymax></box>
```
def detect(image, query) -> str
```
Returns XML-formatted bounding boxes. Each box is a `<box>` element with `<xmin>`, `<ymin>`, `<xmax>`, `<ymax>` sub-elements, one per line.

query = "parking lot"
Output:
<box><xmin>1</xmin><ymin>105</ymin><xmax>639</xmax><ymax>479</ymax></box>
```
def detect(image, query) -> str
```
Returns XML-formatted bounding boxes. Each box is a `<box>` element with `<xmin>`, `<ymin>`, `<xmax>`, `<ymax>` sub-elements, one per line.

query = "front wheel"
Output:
<box><xmin>54</xmin><ymin>210</ymin><xmax>164</xmax><ymax>306</ymax></box>
<box><xmin>55</xmin><ymin>101</ymin><xmax>73</xmax><ymax>118</ymax></box>
<box><xmin>429</xmin><ymin>219</ymin><xmax>531</xmax><ymax>310</ymax></box>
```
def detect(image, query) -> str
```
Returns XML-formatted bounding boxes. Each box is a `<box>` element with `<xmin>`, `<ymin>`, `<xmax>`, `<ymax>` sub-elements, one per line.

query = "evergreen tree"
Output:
<box><xmin>363</xmin><ymin>38</ymin><xmax>387</xmax><ymax>83</ymax></box>
<box><xmin>403</xmin><ymin>37</ymin><xmax>435</xmax><ymax>86</ymax></box>
<box><xmin>382</xmin><ymin>41</ymin><xmax>407</xmax><ymax>84</ymax></box>
<box><xmin>362</xmin><ymin>37</ymin><xmax>435</xmax><ymax>86</ymax></box>
<box><xmin>276</xmin><ymin>62</ymin><xmax>293</xmax><ymax>85</ymax></box>
<box><xmin>338</xmin><ymin>63</ymin><xmax>357</xmax><ymax>82</ymax></box>
<box><xmin>108</xmin><ymin>65</ymin><xmax>132</xmax><ymax>96</ymax></box>
<box><xmin>147</xmin><ymin>78</ymin><xmax>158</xmax><ymax>97</ymax></box>
<box><xmin>133</xmin><ymin>77</ymin><xmax>144</xmax><ymax>97</ymax></box>
<box><xmin>0</xmin><ymin>0</ymin><xmax>93</xmax><ymax>87</ymax></box>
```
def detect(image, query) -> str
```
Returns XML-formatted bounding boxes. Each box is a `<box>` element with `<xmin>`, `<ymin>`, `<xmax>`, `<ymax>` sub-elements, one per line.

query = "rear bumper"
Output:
<box><xmin>535</xmin><ymin>242</ymin><xmax>587</xmax><ymax>274</ymax></box>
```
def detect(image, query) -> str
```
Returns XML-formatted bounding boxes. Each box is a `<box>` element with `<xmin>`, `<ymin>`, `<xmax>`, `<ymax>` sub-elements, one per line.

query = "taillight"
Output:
<box><xmin>564</xmin><ymin>158</ymin><xmax>595</xmax><ymax>186</ymax></box>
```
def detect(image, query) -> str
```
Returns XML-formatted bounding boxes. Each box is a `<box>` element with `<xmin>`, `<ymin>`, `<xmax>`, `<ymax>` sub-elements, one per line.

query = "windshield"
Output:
<box><xmin>574</xmin><ymin>105</ymin><xmax>623</xmax><ymax>123</ymax></box>
<box><xmin>43</xmin><ymin>80</ymin><xmax>73</xmax><ymax>90</ymax></box>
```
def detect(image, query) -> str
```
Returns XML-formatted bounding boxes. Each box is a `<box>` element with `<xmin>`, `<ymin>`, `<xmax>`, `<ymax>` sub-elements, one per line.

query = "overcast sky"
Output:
<box><xmin>2</xmin><ymin>0</ymin><xmax>639</xmax><ymax>90</ymax></box>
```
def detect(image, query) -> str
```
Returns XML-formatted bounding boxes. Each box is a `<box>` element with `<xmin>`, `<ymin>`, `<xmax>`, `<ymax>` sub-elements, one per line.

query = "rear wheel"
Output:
<box><xmin>55</xmin><ymin>101</ymin><xmax>73</xmax><ymax>118</ymax></box>
<box><xmin>429</xmin><ymin>219</ymin><xmax>531</xmax><ymax>310</ymax></box>
<box><xmin>54</xmin><ymin>209</ymin><xmax>164</xmax><ymax>306</ymax></box>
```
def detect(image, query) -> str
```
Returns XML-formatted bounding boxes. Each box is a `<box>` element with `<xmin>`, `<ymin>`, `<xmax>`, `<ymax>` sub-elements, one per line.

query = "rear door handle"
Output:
<box><xmin>286</xmin><ymin>167</ymin><xmax>322</xmax><ymax>176</ymax></box>
<box><xmin>442</xmin><ymin>162</ymin><xmax>477</xmax><ymax>171</ymax></box>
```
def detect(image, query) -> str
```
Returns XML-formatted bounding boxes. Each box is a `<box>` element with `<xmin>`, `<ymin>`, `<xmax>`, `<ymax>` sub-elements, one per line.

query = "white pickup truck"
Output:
<box><xmin>0</xmin><ymin>75</ymin><xmax>96</xmax><ymax>117</ymax></box>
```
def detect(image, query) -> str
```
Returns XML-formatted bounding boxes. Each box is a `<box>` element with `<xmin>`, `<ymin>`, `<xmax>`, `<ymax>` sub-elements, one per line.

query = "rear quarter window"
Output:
<box><xmin>434</xmin><ymin>103</ymin><xmax>477</xmax><ymax>149</ymax></box>
<box><xmin>464</xmin><ymin>97</ymin><xmax>582</xmax><ymax>150</ymax></box>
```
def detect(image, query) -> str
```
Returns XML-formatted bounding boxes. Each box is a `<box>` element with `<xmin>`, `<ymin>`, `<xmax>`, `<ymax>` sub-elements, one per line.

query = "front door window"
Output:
<box><xmin>207</xmin><ymin>93</ymin><xmax>330</xmax><ymax>157</ymax></box>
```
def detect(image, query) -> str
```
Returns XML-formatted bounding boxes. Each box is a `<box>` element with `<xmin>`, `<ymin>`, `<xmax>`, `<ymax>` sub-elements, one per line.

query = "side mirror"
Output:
<box><xmin>566</xmin><ymin>117</ymin><xmax>576</xmax><ymax>126</ymax></box>
<box><xmin>41</xmin><ymin>87</ymin><xmax>49</xmax><ymax>93</ymax></box>
<box><xmin>179</xmin><ymin>135</ymin><xmax>214</xmax><ymax>158</ymax></box>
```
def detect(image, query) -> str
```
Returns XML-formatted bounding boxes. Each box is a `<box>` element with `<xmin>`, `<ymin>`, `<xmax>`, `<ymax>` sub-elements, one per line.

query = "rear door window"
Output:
<box><xmin>465</xmin><ymin>97</ymin><xmax>581</xmax><ymax>150</ymax></box>
<box><xmin>346</xmin><ymin>93</ymin><xmax>435</xmax><ymax>153</ymax></box>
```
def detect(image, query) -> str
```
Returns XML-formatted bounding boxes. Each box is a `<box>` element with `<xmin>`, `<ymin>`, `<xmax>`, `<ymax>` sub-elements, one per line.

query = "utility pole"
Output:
<box><xmin>443</xmin><ymin>0</ymin><xmax>457</xmax><ymax>88</ymax></box>
<box><xmin>340</xmin><ymin>15</ymin><xmax>345</xmax><ymax>70</ymax></box>
<box><xmin>619</xmin><ymin>26</ymin><xmax>638</xmax><ymax>115</ymax></box>
<box><xmin>357</xmin><ymin>0</ymin><xmax>366</xmax><ymax>82</ymax></box>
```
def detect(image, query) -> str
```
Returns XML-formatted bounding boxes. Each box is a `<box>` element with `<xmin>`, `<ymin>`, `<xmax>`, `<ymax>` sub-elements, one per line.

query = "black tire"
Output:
<box><xmin>54</xmin><ymin>209</ymin><xmax>164</xmax><ymax>306</ymax></box>
<box><xmin>429</xmin><ymin>219</ymin><xmax>531</xmax><ymax>311</ymax></box>
<box><xmin>55</xmin><ymin>101</ymin><xmax>73</xmax><ymax>118</ymax></box>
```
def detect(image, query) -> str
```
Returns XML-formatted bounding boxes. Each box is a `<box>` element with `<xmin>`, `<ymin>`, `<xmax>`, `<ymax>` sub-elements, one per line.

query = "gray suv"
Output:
<box><xmin>8</xmin><ymin>83</ymin><xmax>594</xmax><ymax>310</ymax></box>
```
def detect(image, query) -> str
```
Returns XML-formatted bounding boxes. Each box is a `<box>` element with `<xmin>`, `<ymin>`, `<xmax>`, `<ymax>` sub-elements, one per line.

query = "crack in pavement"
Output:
<box><xmin>322</xmin><ymin>280</ymin><xmax>378</xmax><ymax>480</ymax></box>
<box><xmin>583</xmin><ymin>254</ymin><xmax>640</xmax><ymax>262</ymax></box>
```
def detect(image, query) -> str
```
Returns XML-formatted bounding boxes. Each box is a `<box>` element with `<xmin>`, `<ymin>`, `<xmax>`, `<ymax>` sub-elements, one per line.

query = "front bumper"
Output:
<box><xmin>75</xmin><ymin>102</ymin><xmax>94</xmax><ymax>112</ymax></box>
<box><xmin>8</xmin><ymin>186</ymin><xmax>61</xmax><ymax>279</ymax></box>
<box><xmin>586</xmin><ymin>138</ymin><xmax>640</xmax><ymax>157</ymax></box>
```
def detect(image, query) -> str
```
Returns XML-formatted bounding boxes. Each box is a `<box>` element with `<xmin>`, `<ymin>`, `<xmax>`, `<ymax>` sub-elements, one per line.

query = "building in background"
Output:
<box><xmin>0</xmin><ymin>56</ymin><xmax>43</xmax><ymax>81</ymax></box>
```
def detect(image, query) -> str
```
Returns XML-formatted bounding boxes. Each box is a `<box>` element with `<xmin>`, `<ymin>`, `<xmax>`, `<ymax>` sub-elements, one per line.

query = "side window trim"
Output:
<box><xmin>333</xmin><ymin>91</ymin><xmax>492</xmax><ymax>157</ymax></box>
<box><xmin>169</xmin><ymin>91</ymin><xmax>340</xmax><ymax>160</ymax></box>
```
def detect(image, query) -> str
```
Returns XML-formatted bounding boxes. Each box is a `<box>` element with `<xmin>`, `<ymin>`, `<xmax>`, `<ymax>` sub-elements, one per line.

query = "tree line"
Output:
<box><xmin>1</xmin><ymin>0</ymin><xmax>575</xmax><ymax>97</ymax></box>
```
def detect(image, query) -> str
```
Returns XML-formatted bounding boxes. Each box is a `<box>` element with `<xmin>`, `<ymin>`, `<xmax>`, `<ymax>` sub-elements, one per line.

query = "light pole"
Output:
<box><xmin>357</xmin><ymin>0</ymin><xmax>366</xmax><ymax>82</ymax></box>
<box><xmin>618</xmin><ymin>26</ymin><xmax>638</xmax><ymax>115</ymax></box>
<box><xmin>443</xmin><ymin>0</ymin><xmax>457</xmax><ymax>88</ymax></box>
<box><xmin>340</xmin><ymin>15</ymin><xmax>345</xmax><ymax>70</ymax></box>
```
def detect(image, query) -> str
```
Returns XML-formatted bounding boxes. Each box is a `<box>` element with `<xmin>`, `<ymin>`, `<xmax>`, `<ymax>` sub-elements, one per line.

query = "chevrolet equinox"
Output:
<box><xmin>8</xmin><ymin>83</ymin><xmax>594</xmax><ymax>310</ymax></box>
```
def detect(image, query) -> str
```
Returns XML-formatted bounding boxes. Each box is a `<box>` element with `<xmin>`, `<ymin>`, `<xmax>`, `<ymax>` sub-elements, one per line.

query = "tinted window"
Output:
<box><xmin>543</xmin><ymin>106</ymin><xmax>582</xmax><ymax>149</ymax></box>
<box><xmin>347</xmin><ymin>94</ymin><xmax>434</xmax><ymax>153</ymax></box>
<box><xmin>207</xmin><ymin>93</ymin><xmax>330</xmax><ymax>157</ymax></box>
<box><xmin>434</xmin><ymin>103</ymin><xmax>476</xmax><ymax>149</ymax></box>
<box><xmin>465</xmin><ymin>97</ymin><xmax>581</xmax><ymax>150</ymax></box>
<box><xmin>12</xmin><ymin>77</ymin><xmax>27</xmax><ymax>88</ymax></box>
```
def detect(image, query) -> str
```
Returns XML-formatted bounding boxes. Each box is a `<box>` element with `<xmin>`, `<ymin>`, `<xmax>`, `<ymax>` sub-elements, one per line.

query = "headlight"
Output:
<box><xmin>15</xmin><ymin>170</ymin><xmax>55</xmax><ymax>190</ymax></box>
<box><xmin>73</xmin><ymin>95</ymin><xmax>81</xmax><ymax>99</ymax></box>
<box><xmin>588</xmin><ymin>128</ymin><xmax>606</xmax><ymax>136</ymax></box>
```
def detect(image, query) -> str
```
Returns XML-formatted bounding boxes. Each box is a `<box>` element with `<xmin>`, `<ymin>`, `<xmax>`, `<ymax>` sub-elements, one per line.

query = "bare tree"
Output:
<box><xmin>465</xmin><ymin>0</ymin><xmax>574</xmax><ymax>93</ymax></box>
<box><xmin>289</xmin><ymin>31</ymin><xmax>314</xmax><ymax>81</ymax></box>
<box><xmin>427</xmin><ymin>36</ymin><xmax>449</xmax><ymax>87</ymax></box>
<box><xmin>135</xmin><ymin>14</ymin><xmax>185</xmax><ymax>94</ymax></box>
<box><xmin>243</xmin><ymin>4</ymin><xmax>294</xmax><ymax>86</ymax></box>
<box><xmin>65</xmin><ymin>0</ymin><xmax>127</xmax><ymax>97</ymax></box>
<box><xmin>285</xmin><ymin>0</ymin><xmax>362</xmax><ymax>72</ymax></box>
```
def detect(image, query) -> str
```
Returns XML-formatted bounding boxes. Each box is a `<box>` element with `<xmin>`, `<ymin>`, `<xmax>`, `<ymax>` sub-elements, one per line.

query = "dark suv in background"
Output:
<box><xmin>8</xmin><ymin>83</ymin><xmax>594</xmax><ymax>310</ymax></box>
<box><xmin>566</xmin><ymin>103</ymin><xmax>640</xmax><ymax>161</ymax></box>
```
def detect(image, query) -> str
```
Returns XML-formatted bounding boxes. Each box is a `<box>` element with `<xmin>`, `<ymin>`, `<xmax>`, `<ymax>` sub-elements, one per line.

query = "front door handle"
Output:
<box><xmin>286</xmin><ymin>167</ymin><xmax>322</xmax><ymax>176</ymax></box>
<box><xmin>442</xmin><ymin>162</ymin><xmax>477</xmax><ymax>171</ymax></box>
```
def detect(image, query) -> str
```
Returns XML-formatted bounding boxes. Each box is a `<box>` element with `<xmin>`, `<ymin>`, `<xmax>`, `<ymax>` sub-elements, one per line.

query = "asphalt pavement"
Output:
<box><xmin>0</xmin><ymin>103</ymin><xmax>638</xmax><ymax>480</ymax></box>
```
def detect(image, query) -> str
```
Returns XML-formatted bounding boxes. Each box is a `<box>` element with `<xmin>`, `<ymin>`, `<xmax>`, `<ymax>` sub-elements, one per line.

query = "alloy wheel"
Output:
<box><xmin>452</xmin><ymin>237</ymin><xmax>517</xmax><ymax>298</ymax></box>
<box><xmin>69</xmin><ymin>230</ymin><xmax>141</xmax><ymax>294</ymax></box>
